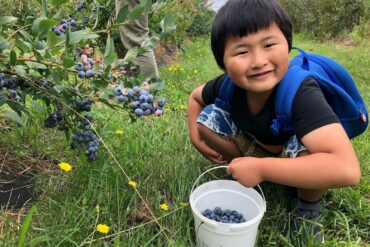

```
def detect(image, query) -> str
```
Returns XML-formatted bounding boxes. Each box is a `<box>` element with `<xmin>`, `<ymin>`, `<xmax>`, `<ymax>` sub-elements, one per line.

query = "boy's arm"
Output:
<box><xmin>187</xmin><ymin>85</ymin><xmax>226</xmax><ymax>164</ymax></box>
<box><xmin>228</xmin><ymin>123</ymin><xmax>361</xmax><ymax>189</ymax></box>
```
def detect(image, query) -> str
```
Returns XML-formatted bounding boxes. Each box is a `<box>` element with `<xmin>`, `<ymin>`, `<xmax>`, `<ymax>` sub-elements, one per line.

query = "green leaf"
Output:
<box><xmin>0</xmin><ymin>16</ymin><xmax>18</xmax><ymax>26</ymax></box>
<box><xmin>97</xmin><ymin>97</ymin><xmax>121</xmax><ymax>110</ymax></box>
<box><xmin>1</xmin><ymin>111</ymin><xmax>24</xmax><ymax>126</ymax></box>
<box><xmin>0</xmin><ymin>92</ymin><xmax>8</xmax><ymax>106</ymax></box>
<box><xmin>19</xmin><ymin>30</ymin><xmax>33</xmax><ymax>42</ymax></box>
<box><xmin>92</xmin><ymin>79</ymin><xmax>109</xmax><ymax>90</ymax></box>
<box><xmin>47</xmin><ymin>30</ymin><xmax>59</xmax><ymax>47</ymax></box>
<box><xmin>128</xmin><ymin>5</ymin><xmax>146</xmax><ymax>20</ymax></box>
<box><xmin>0</xmin><ymin>38</ymin><xmax>9</xmax><ymax>51</ymax></box>
<box><xmin>103</xmin><ymin>35</ymin><xmax>116</xmax><ymax>68</ymax></box>
<box><xmin>13</xmin><ymin>65</ymin><xmax>27</xmax><ymax>76</ymax></box>
<box><xmin>32</xmin><ymin>17</ymin><xmax>47</xmax><ymax>36</ymax></box>
<box><xmin>149</xmin><ymin>79</ymin><xmax>166</xmax><ymax>93</ymax></box>
<box><xmin>68</xmin><ymin>30</ymin><xmax>85</xmax><ymax>45</ymax></box>
<box><xmin>123</xmin><ymin>47</ymin><xmax>138</xmax><ymax>63</ymax></box>
<box><xmin>117</xmin><ymin>4</ymin><xmax>129</xmax><ymax>23</ymax></box>
<box><xmin>62</xmin><ymin>57</ymin><xmax>75</xmax><ymax>68</ymax></box>
<box><xmin>10</xmin><ymin>50</ymin><xmax>17</xmax><ymax>66</ymax></box>
<box><xmin>38</xmin><ymin>19</ymin><xmax>58</xmax><ymax>38</ymax></box>
<box><xmin>17</xmin><ymin>206</ymin><xmax>36</xmax><ymax>247</ymax></box>
<box><xmin>53</xmin><ymin>85</ymin><xmax>64</xmax><ymax>93</ymax></box>
<box><xmin>15</xmin><ymin>40</ymin><xmax>31</xmax><ymax>53</ymax></box>
<box><xmin>141</xmin><ymin>0</ymin><xmax>152</xmax><ymax>12</ymax></box>
<box><xmin>30</xmin><ymin>235</ymin><xmax>50</xmax><ymax>247</ymax></box>
<box><xmin>82</xmin><ymin>33</ymin><xmax>99</xmax><ymax>40</ymax></box>
<box><xmin>50</xmin><ymin>69</ymin><xmax>64</xmax><ymax>84</ymax></box>
<box><xmin>30</xmin><ymin>101</ymin><xmax>45</xmax><ymax>113</ymax></box>
<box><xmin>104</xmin><ymin>35</ymin><xmax>114</xmax><ymax>57</ymax></box>
<box><xmin>160</xmin><ymin>13</ymin><xmax>177</xmax><ymax>33</ymax></box>
<box><xmin>25</xmin><ymin>61</ymin><xmax>47</xmax><ymax>70</ymax></box>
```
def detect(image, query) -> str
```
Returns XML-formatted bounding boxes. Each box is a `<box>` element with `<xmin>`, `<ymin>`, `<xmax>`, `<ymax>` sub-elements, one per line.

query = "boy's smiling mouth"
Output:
<box><xmin>248</xmin><ymin>70</ymin><xmax>273</xmax><ymax>79</ymax></box>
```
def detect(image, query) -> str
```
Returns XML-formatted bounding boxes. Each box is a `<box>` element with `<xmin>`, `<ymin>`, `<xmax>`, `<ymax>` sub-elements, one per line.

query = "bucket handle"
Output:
<box><xmin>191</xmin><ymin>165</ymin><xmax>266</xmax><ymax>212</ymax></box>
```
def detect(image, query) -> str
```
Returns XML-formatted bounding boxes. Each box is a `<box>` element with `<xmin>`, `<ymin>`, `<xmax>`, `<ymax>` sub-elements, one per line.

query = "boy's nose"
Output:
<box><xmin>250</xmin><ymin>50</ymin><xmax>268</xmax><ymax>68</ymax></box>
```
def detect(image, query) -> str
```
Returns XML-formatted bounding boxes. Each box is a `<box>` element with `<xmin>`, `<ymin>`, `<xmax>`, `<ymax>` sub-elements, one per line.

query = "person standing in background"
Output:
<box><xmin>115</xmin><ymin>0</ymin><xmax>160</xmax><ymax>80</ymax></box>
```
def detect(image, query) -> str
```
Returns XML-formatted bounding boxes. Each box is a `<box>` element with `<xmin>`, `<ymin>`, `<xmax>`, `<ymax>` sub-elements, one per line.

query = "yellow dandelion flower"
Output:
<box><xmin>115</xmin><ymin>130</ymin><xmax>124</xmax><ymax>135</ymax></box>
<box><xmin>179</xmin><ymin>202</ymin><xmax>189</xmax><ymax>206</ymax></box>
<box><xmin>168</xmin><ymin>67</ymin><xmax>173</xmax><ymax>71</ymax></box>
<box><xmin>96</xmin><ymin>224</ymin><xmax>110</xmax><ymax>234</ymax></box>
<box><xmin>58</xmin><ymin>162</ymin><xmax>72</xmax><ymax>172</ymax></box>
<box><xmin>128</xmin><ymin>180</ymin><xmax>137</xmax><ymax>188</ymax></box>
<box><xmin>160</xmin><ymin>203</ymin><xmax>169</xmax><ymax>211</ymax></box>
<box><xmin>180</xmin><ymin>104</ymin><xmax>186</xmax><ymax>110</ymax></box>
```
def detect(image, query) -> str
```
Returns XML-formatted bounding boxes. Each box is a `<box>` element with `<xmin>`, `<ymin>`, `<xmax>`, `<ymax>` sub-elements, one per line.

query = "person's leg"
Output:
<box><xmin>284</xmin><ymin>137</ymin><xmax>324</xmax><ymax>242</ymax></box>
<box><xmin>196</xmin><ymin>104</ymin><xmax>242</xmax><ymax>162</ymax></box>
<box><xmin>198</xmin><ymin>124</ymin><xmax>241</xmax><ymax>162</ymax></box>
<box><xmin>115</xmin><ymin>0</ymin><xmax>159</xmax><ymax>79</ymax></box>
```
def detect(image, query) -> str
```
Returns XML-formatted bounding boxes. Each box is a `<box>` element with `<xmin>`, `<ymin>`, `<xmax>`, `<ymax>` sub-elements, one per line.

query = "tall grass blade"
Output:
<box><xmin>17</xmin><ymin>206</ymin><xmax>36</xmax><ymax>247</ymax></box>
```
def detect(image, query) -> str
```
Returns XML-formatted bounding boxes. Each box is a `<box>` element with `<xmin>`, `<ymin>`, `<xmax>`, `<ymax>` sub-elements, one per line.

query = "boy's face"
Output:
<box><xmin>223</xmin><ymin>22</ymin><xmax>289</xmax><ymax>96</ymax></box>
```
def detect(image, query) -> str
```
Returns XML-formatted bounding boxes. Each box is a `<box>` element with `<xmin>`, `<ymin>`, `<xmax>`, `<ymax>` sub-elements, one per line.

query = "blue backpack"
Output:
<box><xmin>215</xmin><ymin>47</ymin><xmax>368</xmax><ymax>139</ymax></box>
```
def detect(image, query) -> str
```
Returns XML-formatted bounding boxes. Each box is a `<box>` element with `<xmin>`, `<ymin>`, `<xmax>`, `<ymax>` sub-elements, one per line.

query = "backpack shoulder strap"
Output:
<box><xmin>215</xmin><ymin>75</ymin><xmax>235</xmax><ymax>111</ymax></box>
<box><xmin>271</xmin><ymin>65</ymin><xmax>312</xmax><ymax>135</ymax></box>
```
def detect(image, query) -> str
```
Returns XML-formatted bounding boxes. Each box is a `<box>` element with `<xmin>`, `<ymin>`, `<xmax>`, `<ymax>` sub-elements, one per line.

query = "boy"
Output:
<box><xmin>187</xmin><ymin>0</ymin><xmax>361</xmax><ymax>239</ymax></box>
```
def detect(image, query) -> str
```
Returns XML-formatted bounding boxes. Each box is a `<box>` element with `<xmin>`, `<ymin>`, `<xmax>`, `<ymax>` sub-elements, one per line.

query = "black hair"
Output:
<box><xmin>211</xmin><ymin>0</ymin><xmax>293</xmax><ymax>70</ymax></box>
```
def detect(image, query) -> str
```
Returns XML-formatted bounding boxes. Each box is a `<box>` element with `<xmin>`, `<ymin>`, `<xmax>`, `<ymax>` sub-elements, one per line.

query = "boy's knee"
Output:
<box><xmin>197</xmin><ymin>104</ymin><xmax>237</xmax><ymax>138</ymax></box>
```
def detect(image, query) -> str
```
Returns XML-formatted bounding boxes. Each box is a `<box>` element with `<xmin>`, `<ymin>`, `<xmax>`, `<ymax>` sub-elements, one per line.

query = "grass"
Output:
<box><xmin>0</xmin><ymin>35</ymin><xmax>369</xmax><ymax>246</ymax></box>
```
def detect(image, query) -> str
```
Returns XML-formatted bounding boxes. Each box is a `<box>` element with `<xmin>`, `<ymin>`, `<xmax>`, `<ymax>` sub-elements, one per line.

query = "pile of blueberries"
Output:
<box><xmin>201</xmin><ymin>207</ymin><xmax>247</xmax><ymax>224</ymax></box>
<box><xmin>51</xmin><ymin>19</ymin><xmax>77</xmax><ymax>36</ymax></box>
<box><xmin>70</xmin><ymin>115</ymin><xmax>100</xmax><ymax>162</ymax></box>
<box><xmin>75</xmin><ymin>53</ymin><xmax>95</xmax><ymax>79</ymax></box>
<box><xmin>113</xmin><ymin>85</ymin><xmax>166</xmax><ymax>117</ymax></box>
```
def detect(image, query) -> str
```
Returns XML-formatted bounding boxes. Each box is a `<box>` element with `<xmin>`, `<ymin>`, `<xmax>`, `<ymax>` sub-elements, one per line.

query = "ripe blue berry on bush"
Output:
<box><xmin>44</xmin><ymin>108</ymin><xmax>64</xmax><ymax>129</ymax></box>
<box><xmin>201</xmin><ymin>207</ymin><xmax>247</xmax><ymax>224</ymax></box>
<box><xmin>113</xmin><ymin>83</ymin><xmax>166</xmax><ymax>117</ymax></box>
<box><xmin>51</xmin><ymin>18</ymin><xmax>78</xmax><ymax>36</ymax></box>
<box><xmin>75</xmin><ymin>2</ymin><xmax>86</xmax><ymax>12</ymax></box>
<box><xmin>70</xmin><ymin>115</ymin><xmax>100</xmax><ymax>162</ymax></box>
<box><xmin>74</xmin><ymin>45</ymin><xmax>97</xmax><ymax>79</ymax></box>
<box><xmin>0</xmin><ymin>73</ymin><xmax>31</xmax><ymax>102</ymax></box>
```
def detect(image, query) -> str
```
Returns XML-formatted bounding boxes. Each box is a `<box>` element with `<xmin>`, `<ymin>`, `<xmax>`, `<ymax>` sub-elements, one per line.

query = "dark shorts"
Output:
<box><xmin>197</xmin><ymin>104</ymin><xmax>306</xmax><ymax>158</ymax></box>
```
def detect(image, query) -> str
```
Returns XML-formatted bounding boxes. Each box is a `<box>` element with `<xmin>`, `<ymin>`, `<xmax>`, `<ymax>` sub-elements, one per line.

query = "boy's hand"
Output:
<box><xmin>227</xmin><ymin>157</ymin><xmax>263</xmax><ymax>187</ymax></box>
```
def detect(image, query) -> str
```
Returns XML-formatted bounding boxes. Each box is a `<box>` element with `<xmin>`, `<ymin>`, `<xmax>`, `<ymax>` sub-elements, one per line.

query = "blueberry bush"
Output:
<box><xmin>0</xmin><ymin>0</ymin><xmax>171</xmax><ymax>162</ymax></box>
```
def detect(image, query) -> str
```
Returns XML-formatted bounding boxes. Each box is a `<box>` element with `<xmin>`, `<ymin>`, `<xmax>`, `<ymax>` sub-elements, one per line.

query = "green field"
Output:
<box><xmin>0</xmin><ymin>36</ymin><xmax>369</xmax><ymax>246</ymax></box>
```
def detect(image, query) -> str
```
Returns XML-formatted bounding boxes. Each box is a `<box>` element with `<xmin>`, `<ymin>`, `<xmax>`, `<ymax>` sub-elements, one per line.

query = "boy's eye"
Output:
<box><xmin>236</xmin><ymin>51</ymin><xmax>248</xmax><ymax>56</ymax></box>
<box><xmin>264</xmin><ymin>43</ymin><xmax>275</xmax><ymax>48</ymax></box>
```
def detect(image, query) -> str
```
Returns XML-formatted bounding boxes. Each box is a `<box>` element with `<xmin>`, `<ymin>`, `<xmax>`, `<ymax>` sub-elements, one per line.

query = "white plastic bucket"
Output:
<box><xmin>189</xmin><ymin>166</ymin><xmax>266</xmax><ymax>247</ymax></box>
